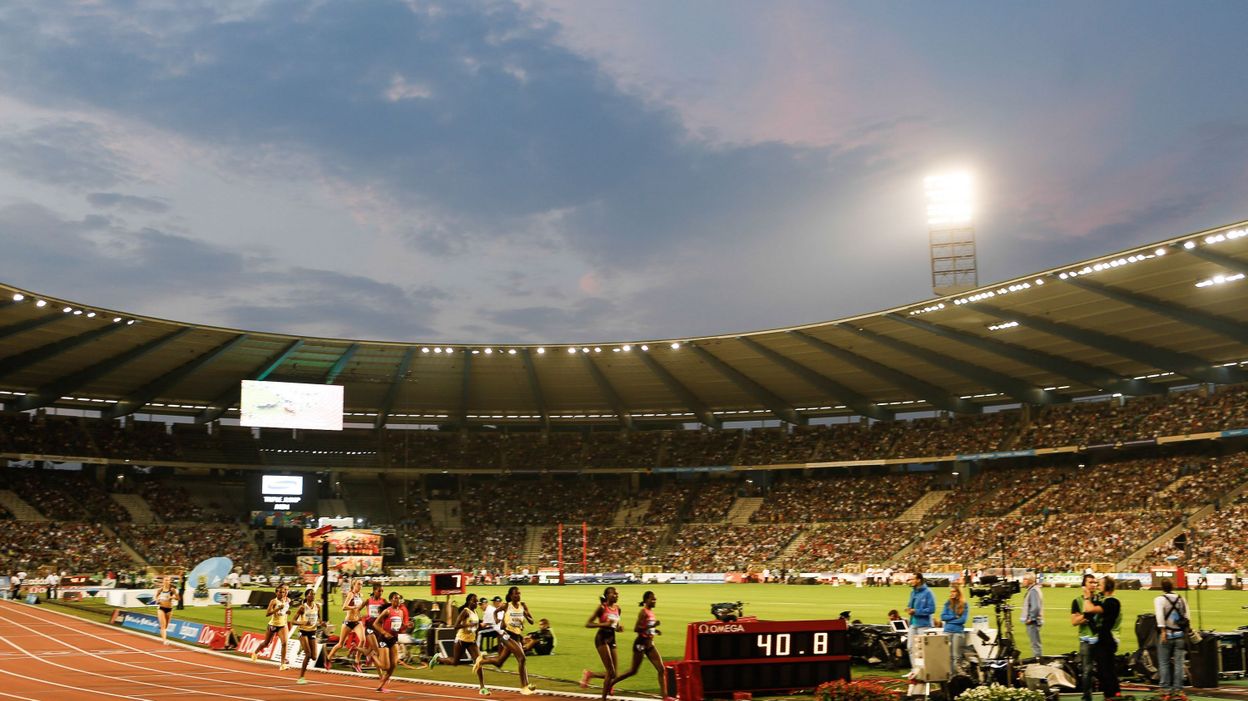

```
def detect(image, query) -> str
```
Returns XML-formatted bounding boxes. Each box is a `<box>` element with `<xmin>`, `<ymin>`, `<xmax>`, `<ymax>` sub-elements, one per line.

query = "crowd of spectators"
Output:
<box><xmin>663</xmin><ymin>524</ymin><xmax>803</xmax><ymax>571</ymax></box>
<box><xmin>539</xmin><ymin>526</ymin><xmax>666</xmax><ymax>571</ymax></box>
<box><xmin>787</xmin><ymin>521</ymin><xmax>918</xmax><ymax>570</ymax></box>
<box><xmin>683</xmin><ymin>481</ymin><xmax>737</xmax><ymax>523</ymax></box>
<box><xmin>0</xmin><ymin>522</ymin><xmax>133</xmax><ymax>573</ymax></box>
<box><xmin>6</xmin><ymin>384</ymin><xmax>1248</xmax><ymax>471</ymax></box>
<box><xmin>909</xmin><ymin>516</ymin><xmax>1040</xmax><ymax>567</ymax></box>
<box><xmin>1165</xmin><ymin>452</ymin><xmax>1248</xmax><ymax>509</ymax></box>
<box><xmin>460</xmin><ymin>477</ymin><xmax>627</xmax><ymax>528</ymax></box>
<box><xmin>642</xmin><ymin>482</ymin><xmax>697</xmax><ymax>522</ymax></box>
<box><xmin>403</xmin><ymin>527</ymin><xmax>525</xmax><ymax>571</ymax></box>
<box><xmin>751</xmin><ymin>473</ymin><xmax>932</xmax><ymax>523</ymax></box>
<box><xmin>1149</xmin><ymin>495</ymin><xmax>1248</xmax><ymax>570</ymax></box>
<box><xmin>6</xmin><ymin>469</ymin><xmax>129</xmax><ymax>522</ymax></box>
<box><xmin>134</xmin><ymin>479</ymin><xmax>232</xmax><ymax>523</ymax></box>
<box><xmin>925</xmin><ymin>466</ymin><xmax>1068</xmax><ymax>523</ymax></box>
<box><xmin>118</xmin><ymin>524</ymin><xmax>261</xmax><ymax>571</ymax></box>
<box><xmin>1022</xmin><ymin>458</ymin><xmax>1183</xmax><ymax>514</ymax></box>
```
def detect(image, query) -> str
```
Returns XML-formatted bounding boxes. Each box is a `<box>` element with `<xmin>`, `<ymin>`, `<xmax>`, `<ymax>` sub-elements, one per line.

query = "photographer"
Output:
<box><xmin>1082</xmin><ymin>577</ymin><xmax>1121</xmax><ymax>701</ymax></box>
<box><xmin>1070</xmin><ymin>573</ymin><xmax>1100</xmax><ymax>701</ymax></box>
<box><xmin>1153</xmin><ymin>578</ymin><xmax>1187</xmax><ymax>697</ymax></box>
<box><xmin>1020</xmin><ymin>572</ymin><xmax>1043</xmax><ymax>657</ymax></box>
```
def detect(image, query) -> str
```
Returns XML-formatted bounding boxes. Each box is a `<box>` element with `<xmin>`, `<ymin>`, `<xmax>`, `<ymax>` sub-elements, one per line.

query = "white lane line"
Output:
<box><xmin>0</xmin><ymin>610</ymin><xmax>264</xmax><ymax>701</ymax></box>
<box><xmin>0</xmin><ymin>628</ymin><xmax>154</xmax><ymax>701</ymax></box>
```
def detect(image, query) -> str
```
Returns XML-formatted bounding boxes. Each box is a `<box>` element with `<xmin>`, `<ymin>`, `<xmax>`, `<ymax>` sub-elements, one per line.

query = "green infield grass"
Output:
<box><xmin>48</xmin><ymin>584</ymin><xmax>1248</xmax><ymax>696</ymax></box>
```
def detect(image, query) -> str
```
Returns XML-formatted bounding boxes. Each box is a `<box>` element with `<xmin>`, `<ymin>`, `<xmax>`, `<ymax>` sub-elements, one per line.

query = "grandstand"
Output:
<box><xmin>4</xmin><ymin>221</ymin><xmax>1248</xmax><ymax>579</ymax></box>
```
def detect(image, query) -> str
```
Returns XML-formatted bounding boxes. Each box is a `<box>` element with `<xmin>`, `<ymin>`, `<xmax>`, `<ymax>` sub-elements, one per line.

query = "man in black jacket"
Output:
<box><xmin>1082</xmin><ymin>577</ymin><xmax>1121</xmax><ymax>699</ymax></box>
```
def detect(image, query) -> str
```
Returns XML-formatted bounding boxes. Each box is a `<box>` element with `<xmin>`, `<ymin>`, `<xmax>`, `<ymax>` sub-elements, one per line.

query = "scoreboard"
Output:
<box><xmin>681</xmin><ymin>618</ymin><xmax>850</xmax><ymax>697</ymax></box>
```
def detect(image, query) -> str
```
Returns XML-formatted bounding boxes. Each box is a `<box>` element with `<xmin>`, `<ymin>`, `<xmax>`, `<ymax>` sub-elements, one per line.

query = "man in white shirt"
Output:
<box><xmin>1153</xmin><ymin>578</ymin><xmax>1188</xmax><ymax>697</ymax></box>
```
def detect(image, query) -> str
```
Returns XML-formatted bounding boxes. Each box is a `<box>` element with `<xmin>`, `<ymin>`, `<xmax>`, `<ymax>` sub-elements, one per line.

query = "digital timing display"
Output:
<box><xmin>431</xmin><ymin>571</ymin><xmax>465</xmax><ymax>596</ymax></box>
<box><xmin>685</xmin><ymin>618</ymin><xmax>850</xmax><ymax>695</ymax></box>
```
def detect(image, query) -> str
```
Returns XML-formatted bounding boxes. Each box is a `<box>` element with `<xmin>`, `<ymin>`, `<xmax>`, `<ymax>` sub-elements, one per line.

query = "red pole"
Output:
<box><xmin>557</xmin><ymin>523</ymin><xmax>564</xmax><ymax>571</ymax></box>
<box><xmin>582</xmin><ymin>521</ymin><xmax>588</xmax><ymax>572</ymax></box>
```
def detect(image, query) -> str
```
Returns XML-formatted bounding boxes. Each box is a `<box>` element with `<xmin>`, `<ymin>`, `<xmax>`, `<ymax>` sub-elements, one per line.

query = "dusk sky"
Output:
<box><xmin>2</xmin><ymin>1</ymin><xmax>1246</xmax><ymax>344</ymax></box>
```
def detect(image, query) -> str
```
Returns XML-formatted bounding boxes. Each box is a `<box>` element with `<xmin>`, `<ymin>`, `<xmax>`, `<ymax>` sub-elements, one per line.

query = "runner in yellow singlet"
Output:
<box><xmin>473</xmin><ymin>586</ymin><xmax>536</xmax><ymax>695</ymax></box>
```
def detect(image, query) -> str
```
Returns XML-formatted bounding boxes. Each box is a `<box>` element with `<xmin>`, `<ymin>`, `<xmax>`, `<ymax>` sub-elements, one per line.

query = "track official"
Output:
<box><xmin>1021</xmin><ymin>572</ymin><xmax>1043</xmax><ymax>657</ymax></box>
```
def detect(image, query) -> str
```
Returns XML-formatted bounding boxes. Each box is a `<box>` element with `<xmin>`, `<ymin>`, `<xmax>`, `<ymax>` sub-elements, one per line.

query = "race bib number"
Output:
<box><xmin>305</xmin><ymin>609</ymin><xmax>318</xmax><ymax>626</ymax></box>
<box><xmin>390</xmin><ymin>616</ymin><xmax>402</xmax><ymax>632</ymax></box>
<box><xmin>368</xmin><ymin>604</ymin><xmax>380</xmax><ymax>618</ymax></box>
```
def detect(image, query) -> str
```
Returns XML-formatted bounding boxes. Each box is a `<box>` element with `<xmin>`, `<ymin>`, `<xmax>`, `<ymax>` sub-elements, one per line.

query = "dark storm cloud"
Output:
<box><xmin>86</xmin><ymin>192</ymin><xmax>171</xmax><ymax>214</ymax></box>
<box><xmin>0</xmin><ymin>121</ymin><xmax>134</xmax><ymax>189</ymax></box>
<box><xmin>0</xmin><ymin>0</ymin><xmax>877</xmax><ymax>268</ymax></box>
<box><xmin>0</xmin><ymin>201</ymin><xmax>443</xmax><ymax>341</ymax></box>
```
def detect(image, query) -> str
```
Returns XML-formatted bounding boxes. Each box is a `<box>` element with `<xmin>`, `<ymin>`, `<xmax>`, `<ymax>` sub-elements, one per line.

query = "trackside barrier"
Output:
<box><xmin>111</xmin><ymin>609</ymin><xmax>230</xmax><ymax>649</ymax></box>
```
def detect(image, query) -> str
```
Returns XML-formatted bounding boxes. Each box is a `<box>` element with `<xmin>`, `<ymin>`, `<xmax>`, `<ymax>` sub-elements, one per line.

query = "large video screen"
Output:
<box><xmin>251</xmin><ymin>473</ymin><xmax>312</xmax><ymax>512</ymax></box>
<box><xmin>240</xmin><ymin>380</ymin><xmax>344</xmax><ymax>431</ymax></box>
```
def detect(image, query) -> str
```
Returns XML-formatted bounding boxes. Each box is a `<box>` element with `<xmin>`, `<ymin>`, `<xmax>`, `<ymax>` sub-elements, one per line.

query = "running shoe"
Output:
<box><xmin>296</xmin><ymin>678</ymin><xmax>308</xmax><ymax>685</ymax></box>
<box><xmin>429</xmin><ymin>653</ymin><xmax>440</xmax><ymax>667</ymax></box>
<box><xmin>352</xmin><ymin>659</ymin><xmax>363</xmax><ymax>674</ymax></box>
<box><xmin>580</xmin><ymin>669</ymin><xmax>591</xmax><ymax>688</ymax></box>
<box><xmin>520</xmin><ymin>687</ymin><xmax>536</xmax><ymax>696</ymax></box>
<box><xmin>250</xmin><ymin>651</ymin><xmax>258</xmax><ymax>663</ymax></box>
<box><xmin>279</xmin><ymin>662</ymin><xmax>288</xmax><ymax>671</ymax></box>
<box><xmin>478</xmin><ymin>688</ymin><xmax>491</xmax><ymax>696</ymax></box>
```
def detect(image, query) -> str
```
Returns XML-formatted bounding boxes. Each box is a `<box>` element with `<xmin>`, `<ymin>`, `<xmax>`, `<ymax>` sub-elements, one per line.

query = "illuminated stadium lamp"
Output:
<box><xmin>567</xmin><ymin>347</ymin><xmax>577</xmax><ymax>354</ymax></box>
<box><xmin>640</xmin><ymin>344</ymin><xmax>649</xmax><ymax>351</ymax></box>
<box><xmin>924</xmin><ymin>171</ymin><xmax>973</xmax><ymax>227</ymax></box>
<box><xmin>1184</xmin><ymin>241</ymin><xmax>1196</xmax><ymax>249</ymax></box>
<box><xmin>421</xmin><ymin>347</ymin><xmax>430</xmax><ymax>353</ymax></box>
<box><xmin>622</xmin><ymin>345</ymin><xmax>631</xmax><ymax>352</ymax></box>
<box><xmin>62</xmin><ymin>306</ymin><xmax>72</xmax><ymax>313</ymax></box>
<box><xmin>471</xmin><ymin>350</ymin><xmax>480</xmax><ymax>354</ymax></box>
<box><xmin>582</xmin><ymin>347</ymin><xmax>590</xmax><ymax>353</ymax></box>
<box><xmin>112</xmin><ymin>317</ymin><xmax>122</xmax><ymax>323</ymax></box>
<box><xmin>612</xmin><ymin>347</ymin><xmax>619</xmax><ymax>352</ymax></box>
<box><xmin>433</xmin><ymin>347</ymin><xmax>442</xmax><ymax>353</ymax></box>
<box><xmin>483</xmin><ymin>348</ymin><xmax>492</xmax><ymax>354</ymax></box>
<box><xmin>593</xmin><ymin>347</ymin><xmax>601</xmax><ymax>353</ymax></box>
<box><xmin>507</xmin><ymin>348</ymin><xmax>517</xmax><ymax>355</ymax></box>
<box><xmin>670</xmin><ymin>342</ymin><xmax>681</xmax><ymax>350</ymax></box>
<box><xmin>11</xmin><ymin>293</ymin><xmax>23</xmax><ymax>301</ymax></box>
<box><xmin>36</xmin><ymin>300</ymin><xmax>47</xmax><ymax>307</ymax></box>
<box><xmin>536</xmin><ymin>347</ymin><xmax>545</xmax><ymax>354</ymax></box>
<box><xmin>86</xmin><ymin>312</ymin><xmax>96</xmax><ymax>318</ymax></box>
<box><xmin>73</xmin><ymin>310</ymin><xmax>83</xmax><ymax>315</ymax></box>
<box><xmin>126</xmin><ymin>320</ymin><xmax>135</xmax><ymax>325</ymax></box>
<box><xmin>1155</xmin><ymin>248</ymin><xmax>1167</xmax><ymax>256</ymax></box>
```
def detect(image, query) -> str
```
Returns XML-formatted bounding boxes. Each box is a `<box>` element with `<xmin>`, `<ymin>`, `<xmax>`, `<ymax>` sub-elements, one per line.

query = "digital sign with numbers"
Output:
<box><xmin>682</xmin><ymin>618</ymin><xmax>850</xmax><ymax>696</ymax></box>
<box><xmin>430</xmin><ymin>571</ymin><xmax>465</xmax><ymax>596</ymax></box>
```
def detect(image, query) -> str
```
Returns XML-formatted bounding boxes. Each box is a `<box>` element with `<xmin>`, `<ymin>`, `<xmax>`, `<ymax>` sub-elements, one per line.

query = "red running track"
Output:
<box><xmin>0</xmin><ymin>599</ymin><xmax>573</xmax><ymax>701</ymax></box>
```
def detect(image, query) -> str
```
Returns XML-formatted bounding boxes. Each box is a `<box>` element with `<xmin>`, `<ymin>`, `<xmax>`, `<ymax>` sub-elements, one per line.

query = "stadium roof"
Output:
<box><xmin>3</xmin><ymin>219</ymin><xmax>1248</xmax><ymax>429</ymax></box>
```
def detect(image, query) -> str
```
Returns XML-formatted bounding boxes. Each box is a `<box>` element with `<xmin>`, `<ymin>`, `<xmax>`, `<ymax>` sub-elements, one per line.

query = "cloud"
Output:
<box><xmin>86</xmin><ymin>192</ymin><xmax>171</xmax><ymax>213</ymax></box>
<box><xmin>0</xmin><ymin>121</ymin><xmax>134</xmax><ymax>189</ymax></box>
<box><xmin>482</xmin><ymin>297</ymin><xmax>620</xmax><ymax>341</ymax></box>
<box><xmin>0</xmin><ymin>200</ymin><xmax>443</xmax><ymax>341</ymax></box>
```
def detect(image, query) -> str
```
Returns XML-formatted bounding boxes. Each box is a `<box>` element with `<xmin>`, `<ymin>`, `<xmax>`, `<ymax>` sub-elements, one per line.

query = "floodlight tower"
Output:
<box><xmin>925</xmin><ymin>171</ymin><xmax>978</xmax><ymax>296</ymax></box>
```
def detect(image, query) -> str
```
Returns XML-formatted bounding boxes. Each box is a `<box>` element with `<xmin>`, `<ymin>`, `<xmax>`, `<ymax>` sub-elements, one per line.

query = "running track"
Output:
<box><xmin>0</xmin><ymin>599</ymin><xmax>616</xmax><ymax>701</ymax></box>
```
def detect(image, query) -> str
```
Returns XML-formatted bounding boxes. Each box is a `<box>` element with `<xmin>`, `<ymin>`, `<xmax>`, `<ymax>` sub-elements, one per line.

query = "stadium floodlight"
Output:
<box><xmin>924</xmin><ymin>171</ymin><xmax>973</xmax><ymax>227</ymax></box>
<box><xmin>670</xmin><ymin>342</ymin><xmax>681</xmax><ymax>350</ymax></box>
<box><xmin>640</xmin><ymin>344</ymin><xmax>649</xmax><ymax>351</ymax></box>
<box><xmin>11</xmin><ymin>293</ymin><xmax>23</xmax><ymax>301</ymax></box>
<box><xmin>622</xmin><ymin>345</ymin><xmax>631</xmax><ymax>352</ymax></box>
<box><xmin>36</xmin><ymin>299</ymin><xmax>47</xmax><ymax>307</ymax></box>
<box><xmin>507</xmin><ymin>348</ymin><xmax>517</xmax><ymax>355</ymax></box>
<box><xmin>536</xmin><ymin>347</ymin><xmax>545</xmax><ymax>354</ymax></box>
<box><xmin>421</xmin><ymin>347</ymin><xmax>430</xmax><ymax>353</ymax></box>
<box><xmin>925</xmin><ymin>170</ymin><xmax>978</xmax><ymax>296</ymax></box>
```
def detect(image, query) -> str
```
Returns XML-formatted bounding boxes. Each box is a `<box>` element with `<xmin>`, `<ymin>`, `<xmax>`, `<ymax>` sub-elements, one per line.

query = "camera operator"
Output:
<box><xmin>1082</xmin><ymin>577</ymin><xmax>1121</xmax><ymax>700</ymax></box>
<box><xmin>905</xmin><ymin>573</ymin><xmax>936</xmax><ymax>671</ymax></box>
<box><xmin>1070</xmin><ymin>573</ymin><xmax>1100</xmax><ymax>701</ymax></box>
<box><xmin>1020</xmin><ymin>572</ymin><xmax>1044</xmax><ymax>658</ymax></box>
<box><xmin>1153</xmin><ymin>578</ymin><xmax>1187</xmax><ymax>697</ymax></box>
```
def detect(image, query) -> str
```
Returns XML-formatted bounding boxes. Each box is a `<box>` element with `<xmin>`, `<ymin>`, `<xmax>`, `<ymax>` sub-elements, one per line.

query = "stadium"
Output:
<box><xmin>3</xmin><ymin>219</ymin><xmax>1248</xmax><ymax>699</ymax></box>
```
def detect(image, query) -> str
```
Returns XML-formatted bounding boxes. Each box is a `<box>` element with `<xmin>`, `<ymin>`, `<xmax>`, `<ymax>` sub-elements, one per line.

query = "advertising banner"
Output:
<box><xmin>296</xmin><ymin>555</ymin><xmax>383</xmax><ymax>576</ymax></box>
<box><xmin>236</xmin><ymin>630</ymin><xmax>318</xmax><ymax>667</ymax></box>
<box><xmin>113</xmin><ymin>610</ymin><xmax>229</xmax><ymax>647</ymax></box>
<box><xmin>301</xmin><ymin>529</ymin><xmax>382</xmax><ymax>555</ymax></box>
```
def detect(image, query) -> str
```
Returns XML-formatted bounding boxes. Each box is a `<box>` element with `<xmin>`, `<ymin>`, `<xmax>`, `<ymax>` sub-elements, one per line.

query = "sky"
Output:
<box><xmin>1</xmin><ymin>0</ymin><xmax>1246</xmax><ymax>344</ymax></box>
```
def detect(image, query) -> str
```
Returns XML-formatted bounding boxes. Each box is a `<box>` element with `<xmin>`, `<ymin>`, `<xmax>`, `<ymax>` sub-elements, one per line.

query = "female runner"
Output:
<box><xmin>360</xmin><ymin>581</ymin><xmax>386</xmax><ymax>668</ymax></box>
<box><xmin>371</xmin><ymin>591</ymin><xmax>410</xmax><ymax>693</ymax></box>
<box><xmin>325</xmin><ymin>578</ymin><xmax>365</xmax><ymax>671</ymax></box>
<box><xmin>473</xmin><ymin>586</ymin><xmax>536</xmax><ymax>695</ymax></box>
<box><xmin>580</xmin><ymin>587</ymin><xmax>623</xmax><ymax>697</ymax></box>
<box><xmin>292</xmin><ymin>588</ymin><xmax>322</xmax><ymax>685</ymax></box>
<box><xmin>153</xmin><ymin>576</ymin><xmax>180</xmax><ymax>645</ymax></box>
<box><xmin>611</xmin><ymin>591</ymin><xmax>671</xmax><ymax>700</ymax></box>
<box><xmin>251</xmin><ymin>583</ymin><xmax>292</xmax><ymax>670</ymax></box>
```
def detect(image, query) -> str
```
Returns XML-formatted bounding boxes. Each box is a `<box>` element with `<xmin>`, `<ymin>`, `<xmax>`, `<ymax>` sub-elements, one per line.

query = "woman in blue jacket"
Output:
<box><xmin>940</xmin><ymin>584</ymin><xmax>969</xmax><ymax>672</ymax></box>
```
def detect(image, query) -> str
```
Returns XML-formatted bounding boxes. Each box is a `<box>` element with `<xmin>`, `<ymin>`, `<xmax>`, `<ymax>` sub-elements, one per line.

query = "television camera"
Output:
<box><xmin>710</xmin><ymin>601</ymin><xmax>745</xmax><ymax>622</ymax></box>
<box><xmin>970</xmin><ymin>577</ymin><xmax>1020</xmax><ymax>607</ymax></box>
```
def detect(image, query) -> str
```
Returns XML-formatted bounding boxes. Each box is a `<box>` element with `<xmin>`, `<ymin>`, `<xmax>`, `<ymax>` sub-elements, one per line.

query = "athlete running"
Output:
<box><xmin>153</xmin><ymin>576</ymin><xmax>180</xmax><ymax>645</ymax></box>
<box><xmin>580</xmin><ymin>586</ymin><xmax>624</xmax><ymax>698</ymax></box>
<box><xmin>371</xmin><ymin>591</ymin><xmax>410</xmax><ymax>693</ymax></box>
<box><xmin>325</xmin><ymin>578</ymin><xmax>365</xmax><ymax>671</ymax></box>
<box><xmin>611</xmin><ymin>590</ymin><xmax>672</xmax><ymax>700</ymax></box>
<box><xmin>473</xmin><ymin>586</ymin><xmax>536</xmax><ymax>696</ymax></box>
<box><xmin>251</xmin><ymin>583</ymin><xmax>292</xmax><ymax>670</ymax></box>
<box><xmin>291</xmin><ymin>588</ymin><xmax>322</xmax><ymax>685</ymax></box>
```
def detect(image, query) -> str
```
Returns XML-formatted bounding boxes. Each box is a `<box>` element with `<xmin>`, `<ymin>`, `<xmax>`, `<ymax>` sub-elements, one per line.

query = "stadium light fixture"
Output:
<box><xmin>1184</xmin><ymin>241</ymin><xmax>1196</xmax><ymax>249</ymax></box>
<box><xmin>536</xmin><ymin>347</ymin><xmax>545</xmax><ymax>354</ymax></box>
<box><xmin>112</xmin><ymin>317</ymin><xmax>122</xmax><ymax>323</ymax></box>
<box><xmin>62</xmin><ymin>306</ymin><xmax>72</xmax><ymax>313</ymax></box>
<box><xmin>1195</xmin><ymin>272</ymin><xmax>1245</xmax><ymax>288</ymax></box>
<box><xmin>36</xmin><ymin>300</ymin><xmax>47</xmax><ymax>307</ymax></box>
<box><xmin>433</xmin><ymin>347</ymin><xmax>442</xmax><ymax>353</ymax></box>
<box><xmin>507</xmin><ymin>348</ymin><xmax>517</xmax><ymax>355</ymax></box>
<box><xmin>670</xmin><ymin>342</ymin><xmax>681</xmax><ymax>350</ymax></box>
<box><xmin>483</xmin><ymin>348</ymin><xmax>492</xmax><ymax>354</ymax></box>
<box><xmin>924</xmin><ymin>171</ymin><xmax>973</xmax><ymax>228</ymax></box>
<box><xmin>640</xmin><ymin>344</ymin><xmax>649</xmax><ymax>351</ymax></box>
<box><xmin>11</xmin><ymin>293</ymin><xmax>23</xmax><ymax>302</ymax></box>
<box><xmin>421</xmin><ymin>347</ymin><xmax>430</xmax><ymax>353</ymax></box>
<box><xmin>593</xmin><ymin>347</ymin><xmax>601</xmax><ymax>353</ymax></box>
<box><xmin>987</xmin><ymin>321</ymin><xmax>1019</xmax><ymax>331</ymax></box>
<box><xmin>567</xmin><ymin>347</ymin><xmax>577</xmax><ymax>354</ymax></box>
<box><xmin>622</xmin><ymin>345</ymin><xmax>631</xmax><ymax>352</ymax></box>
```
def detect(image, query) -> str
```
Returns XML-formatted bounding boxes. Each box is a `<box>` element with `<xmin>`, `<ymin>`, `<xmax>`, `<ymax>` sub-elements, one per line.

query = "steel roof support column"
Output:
<box><xmin>581</xmin><ymin>353</ymin><xmax>633</xmax><ymax>429</ymax></box>
<box><xmin>735</xmin><ymin>336</ymin><xmax>892</xmax><ymax>420</ymax></box>
<box><xmin>687</xmin><ymin>344</ymin><xmax>804</xmax><ymax>425</ymax></box>
<box><xmin>110</xmin><ymin>334</ymin><xmax>250</xmax><ymax>420</ymax></box>
<box><xmin>635</xmin><ymin>350</ymin><xmax>721</xmax><ymax>429</ymax></box>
